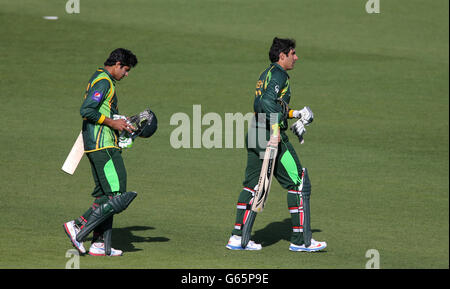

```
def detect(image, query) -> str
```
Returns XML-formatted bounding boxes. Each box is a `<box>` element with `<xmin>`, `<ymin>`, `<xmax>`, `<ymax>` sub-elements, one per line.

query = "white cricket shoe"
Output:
<box><xmin>88</xmin><ymin>242</ymin><xmax>123</xmax><ymax>256</ymax></box>
<box><xmin>289</xmin><ymin>239</ymin><xmax>327</xmax><ymax>252</ymax></box>
<box><xmin>63</xmin><ymin>220</ymin><xmax>86</xmax><ymax>254</ymax></box>
<box><xmin>226</xmin><ymin>235</ymin><xmax>262</xmax><ymax>251</ymax></box>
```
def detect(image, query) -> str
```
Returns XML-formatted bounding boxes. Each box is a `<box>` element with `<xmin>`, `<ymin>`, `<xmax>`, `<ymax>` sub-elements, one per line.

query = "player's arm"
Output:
<box><xmin>80</xmin><ymin>80</ymin><xmax>133</xmax><ymax>133</ymax></box>
<box><xmin>80</xmin><ymin>79</ymin><xmax>109</xmax><ymax>124</ymax></box>
<box><xmin>260</xmin><ymin>76</ymin><xmax>284</xmax><ymax>143</ymax></box>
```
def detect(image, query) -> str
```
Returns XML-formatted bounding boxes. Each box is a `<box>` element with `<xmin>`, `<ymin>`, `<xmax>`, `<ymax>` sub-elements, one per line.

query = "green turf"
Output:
<box><xmin>0</xmin><ymin>0</ymin><xmax>448</xmax><ymax>269</ymax></box>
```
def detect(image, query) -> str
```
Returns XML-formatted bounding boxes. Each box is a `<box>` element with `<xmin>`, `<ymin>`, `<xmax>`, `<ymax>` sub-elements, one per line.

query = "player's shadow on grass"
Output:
<box><xmin>252</xmin><ymin>218</ymin><xmax>321</xmax><ymax>247</ymax></box>
<box><xmin>111</xmin><ymin>226</ymin><xmax>170</xmax><ymax>253</ymax></box>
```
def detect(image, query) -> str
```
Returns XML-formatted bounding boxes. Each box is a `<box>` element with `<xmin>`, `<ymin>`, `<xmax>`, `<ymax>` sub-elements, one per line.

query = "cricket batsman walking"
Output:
<box><xmin>226</xmin><ymin>37</ymin><xmax>327</xmax><ymax>252</ymax></box>
<box><xmin>63</xmin><ymin>48</ymin><xmax>139</xmax><ymax>256</ymax></box>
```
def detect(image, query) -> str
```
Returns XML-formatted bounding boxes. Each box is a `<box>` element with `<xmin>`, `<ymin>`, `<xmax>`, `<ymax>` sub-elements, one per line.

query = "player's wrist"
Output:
<box><xmin>98</xmin><ymin>114</ymin><xmax>106</xmax><ymax>124</ymax></box>
<box><xmin>101</xmin><ymin>115</ymin><xmax>112</xmax><ymax>126</ymax></box>
<box><xmin>290</xmin><ymin>109</ymin><xmax>301</xmax><ymax>119</ymax></box>
<box><xmin>288</xmin><ymin>109</ymin><xmax>295</xmax><ymax>118</ymax></box>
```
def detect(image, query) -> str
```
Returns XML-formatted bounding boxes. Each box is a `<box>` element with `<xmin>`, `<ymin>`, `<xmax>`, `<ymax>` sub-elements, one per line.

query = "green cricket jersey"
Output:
<box><xmin>253</xmin><ymin>63</ymin><xmax>292</xmax><ymax>138</ymax></box>
<box><xmin>80</xmin><ymin>68</ymin><xmax>119</xmax><ymax>152</ymax></box>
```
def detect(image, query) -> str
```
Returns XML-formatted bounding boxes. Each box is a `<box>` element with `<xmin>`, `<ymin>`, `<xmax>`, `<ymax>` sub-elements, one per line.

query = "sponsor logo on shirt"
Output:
<box><xmin>92</xmin><ymin>91</ymin><xmax>103</xmax><ymax>102</ymax></box>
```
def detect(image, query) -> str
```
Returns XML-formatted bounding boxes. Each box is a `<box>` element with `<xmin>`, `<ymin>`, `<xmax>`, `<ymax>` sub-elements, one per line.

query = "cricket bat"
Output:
<box><xmin>251</xmin><ymin>143</ymin><xmax>278</xmax><ymax>213</ymax></box>
<box><xmin>61</xmin><ymin>131</ymin><xmax>84</xmax><ymax>175</ymax></box>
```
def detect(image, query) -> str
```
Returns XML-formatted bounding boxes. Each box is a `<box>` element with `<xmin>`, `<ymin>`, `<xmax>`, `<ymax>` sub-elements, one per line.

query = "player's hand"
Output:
<box><xmin>268</xmin><ymin>131</ymin><xmax>280</xmax><ymax>147</ymax></box>
<box><xmin>114</xmin><ymin>119</ymin><xmax>136</xmax><ymax>133</ymax></box>
<box><xmin>106</xmin><ymin>116</ymin><xmax>136</xmax><ymax>133</ymax></box>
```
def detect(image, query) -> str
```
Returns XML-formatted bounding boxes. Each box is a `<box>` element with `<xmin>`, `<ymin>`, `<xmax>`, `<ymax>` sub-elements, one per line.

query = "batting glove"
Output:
<box><xmin>118</xmin><ymin>136</ymin><xmax>133</xmax><ymax>149</ymax></box>
<box><xmin>114</xmin><ymin>114</ymin><xmax>134</xmax><ymax>149</ymax></box>
<box><xmin>291</xmin><ymin>119</ymin><xmax>306</xmax><ymax>144</ymax></box>
<box><xmin>291</xmin><ymin>106</ymin><xmax>314</xmax><ymax>126</ymax></box>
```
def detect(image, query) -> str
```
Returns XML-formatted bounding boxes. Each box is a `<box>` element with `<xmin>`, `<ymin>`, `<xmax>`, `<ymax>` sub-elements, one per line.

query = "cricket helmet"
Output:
<box><xmin>139</xmin><ymin>110</ymin><xmax>157</xmax><ymax>138</ymax></box>
<box><xmin>129</xmin><ymin>108</ymin><xmax>158</xmax><ymax>139</ymax></box>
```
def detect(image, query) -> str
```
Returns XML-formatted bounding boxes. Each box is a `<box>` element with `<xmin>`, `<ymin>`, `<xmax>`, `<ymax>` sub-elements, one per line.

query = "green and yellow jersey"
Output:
<box><xmin>253</xmin><ymin>63</ymin><xmax>292</xmax><ymax>137</ymax></box>
<box><xmin>80</xmin><ymin>68</ymin><xmax>119</xmax><ymax>152</ymax></box>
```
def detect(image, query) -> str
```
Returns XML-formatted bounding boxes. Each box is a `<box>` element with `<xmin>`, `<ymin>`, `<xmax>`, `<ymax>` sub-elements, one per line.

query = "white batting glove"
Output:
<box><xmin>291</xmin><ymin>106</ymin><xmax>314</xmax><ymax>126</ymax></box>
<box><xmin>113</xmin><ymin>114</ymin><xmax>134</xmax><ymax>148</ymax></box>
<box><xmin>113</xmin><ymin>114</ymin><xmax>127</xmax><ymax>121</ymax></box>
<box><xmin>290</xmin><ymin>119</ymin><xmax>306</xmax><ymax>144</ymax></box>
<box><xmin>118</xmin><ymin>136</ymin><xmax>133</xmax><ymax>148</ymax></box>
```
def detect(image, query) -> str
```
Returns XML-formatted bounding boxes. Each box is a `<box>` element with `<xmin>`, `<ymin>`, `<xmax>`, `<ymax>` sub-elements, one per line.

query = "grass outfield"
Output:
<box><xmin>0</xmin><ymin>0</ymin><xmax>448</xmax><ymax>269</ymax></box>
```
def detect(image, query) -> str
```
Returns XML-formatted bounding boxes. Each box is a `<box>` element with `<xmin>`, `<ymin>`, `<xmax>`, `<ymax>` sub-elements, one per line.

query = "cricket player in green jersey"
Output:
<box><xmin>226</xmin><ymin>37</ymin><xmax>327</xmax><ymax>252</ymax></box>
<box><xmin>63</xmin><ymin>48</ymin><xmax>138</xmax><ymax>256</ymax></box>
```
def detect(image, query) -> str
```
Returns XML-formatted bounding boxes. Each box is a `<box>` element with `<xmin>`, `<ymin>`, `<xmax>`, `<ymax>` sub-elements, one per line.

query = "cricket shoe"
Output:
<box><xmin>289</xmin><ymin>239</ymin><xmax>327</xmax><ymax>252</ymax></box>
<box><xmin>88</xmin><ymin>242</ymin><xmax>123</xmax><ymax>256</ymax></box>
<box><xmin>226</xmin><ymin>235</ymin><xmax>262</xmax><ymax>251</ymax></box>
<box><xmin>63</xmin><ymin>220</ymin><xmax>86</xmax><ymax>254</ymax></box>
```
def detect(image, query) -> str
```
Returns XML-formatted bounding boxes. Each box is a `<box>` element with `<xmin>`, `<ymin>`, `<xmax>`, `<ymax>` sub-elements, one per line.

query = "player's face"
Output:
<box><xmin>112</xmin><ymin>63</ymin><xmax>131</xmax><ymax>81</ymax></box>
<box><xmin>283</xmin><ymin>49</ymin><xmax>298</xmax><ymax>70</ymax></box>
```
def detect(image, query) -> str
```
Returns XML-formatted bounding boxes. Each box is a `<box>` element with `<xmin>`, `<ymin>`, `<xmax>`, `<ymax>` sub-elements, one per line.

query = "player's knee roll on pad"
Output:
<box><xmin>76</xmin><ymin>191</ymin><xmax>137</xmax><ymax>242</ymax></box>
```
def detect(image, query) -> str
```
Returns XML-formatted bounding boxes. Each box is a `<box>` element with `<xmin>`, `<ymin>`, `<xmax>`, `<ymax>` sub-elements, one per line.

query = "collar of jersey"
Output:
<box><xmin>271</xmin><ymin>63</ymin><xmax>290</xmax><ymax>79</ymax></box>
<box><xmin>97</xmin><ymin>68</ymin><xmax>116</xmax><ymax>84</ymax></box>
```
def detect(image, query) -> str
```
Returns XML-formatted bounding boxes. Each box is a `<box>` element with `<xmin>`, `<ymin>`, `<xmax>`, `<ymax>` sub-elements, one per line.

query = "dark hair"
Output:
<box><xmin>104</xmin><ymin>48</ymin><xmax>138</xmax><ymax>67</ymax></box>
<box><xmin>269</xmin><ymin>37</ymin><xmax>296</xmax><ymax>63</ymax></box>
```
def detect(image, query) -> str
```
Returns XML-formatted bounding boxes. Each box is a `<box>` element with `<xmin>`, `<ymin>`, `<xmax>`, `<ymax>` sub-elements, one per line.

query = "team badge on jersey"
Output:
<box><xmin>92</xmin><ymin>91</ymin><xmax>103</xmax><ymax>102</ymax></box>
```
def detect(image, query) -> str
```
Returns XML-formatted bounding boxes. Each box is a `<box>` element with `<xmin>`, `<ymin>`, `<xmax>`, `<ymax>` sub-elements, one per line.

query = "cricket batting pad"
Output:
<box><xmin>301</xmin><ymin>168</ymin><xmax>312</xmax><ymax>247</ymax></box>
<box><xmin>241</xmin><ymin>210</ymin><xmax>257</xmax><ymax>249</ymax></box>
<box><xmin>76</xmin><ymin>191</ymin><xmax>137</xmax><ymax>242</ymax></box>
<box><xmin>288</xmin><ymin>168</ymin><xmax>312</xmax><ymax>247</ymax></box>
<box><xmin>103</xmin><ymin>216</ymin><xmax>113</xmax><ymax>256</ymax></box>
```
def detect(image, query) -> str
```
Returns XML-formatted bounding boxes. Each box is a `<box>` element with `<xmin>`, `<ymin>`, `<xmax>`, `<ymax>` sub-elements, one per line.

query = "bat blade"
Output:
<box><xmin>251</xmin><ymin>144</ymin><xmax>278</xmax><ymax>213</ymax></box>
<box><xmin>61</xmin><ymin>131</ymin><xmax>84</xmax><ymax>175</ymax></box>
